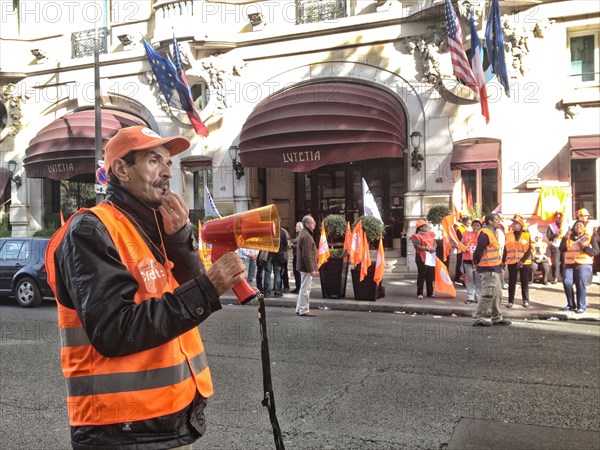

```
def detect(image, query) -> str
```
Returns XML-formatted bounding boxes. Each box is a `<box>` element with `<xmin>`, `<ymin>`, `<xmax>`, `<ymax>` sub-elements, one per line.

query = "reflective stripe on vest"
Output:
<box><xmin>505</xmin><ymin>231</ymin><xmax>532</xmax><ymax>265</ymax></box>
<box><xmin>564</xmin><ymin>237</ymin><xmax>593</xmax><ymax>265</ymax></box>
<box><xmin>46</xmin><ymin>203</ymin><xmax>213</xmax><ymax>426</ymax></box>
<box><xmin>478</xmin><ymin>228</ymin><xmax>502</xmax><ymax>267</ymax></box>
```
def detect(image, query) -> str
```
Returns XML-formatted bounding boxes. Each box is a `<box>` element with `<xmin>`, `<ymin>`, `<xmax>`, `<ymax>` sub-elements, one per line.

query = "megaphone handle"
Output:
<box><xmin>233</xmin><ymin>280</ymin><xmax>258</xmax><ymax>305</ymax></box>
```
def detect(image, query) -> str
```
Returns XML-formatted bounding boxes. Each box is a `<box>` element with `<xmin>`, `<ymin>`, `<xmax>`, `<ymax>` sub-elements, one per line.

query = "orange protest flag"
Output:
<box><xmin>59</xmin><ymin>210</ymin><xmax>66</xmax><ymax>226</ymax></box>
<box><xmin>350</xmin><ymin>220</ymin><xmax>363</xmax><ymax>266</ymax></box>
<box><xmin>317</xmin><ymin>223</ymin><xmax>331</xmax><ymax>268</ymax></box>
<box><xmin>462</xmin><ymin>180</ymin><xmax>468</xmax><ymax>212</ymax></box>
<box><xmin>434</xmin><ymin>257</ymin><xmax>456</xmax><ymax>297</ymax></box>
<box><xmin>441</xmin><ymin>215</ymin><xmax>468</xmax><ymax>253</ymax></box>
<box><xmin>343</xmin><ymin>221</ymin><xmax>352</xmax><ymax>255</ymax></box>
<box><xmin>373</xmin><ymin>235</ymin><xmax>385</xmax><ymax>284</ymax></box>
<box><xmin>360</xmin><ymin>231</ymin><xmax>371</xmax><ymax>281</ymax></box>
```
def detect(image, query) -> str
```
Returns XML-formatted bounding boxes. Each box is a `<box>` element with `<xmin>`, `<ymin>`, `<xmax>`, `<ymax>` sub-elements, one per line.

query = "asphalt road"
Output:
<box><xmin>1</xmin><ymin>298</ymin><xmax>599</xmax><ymax>449</ymax></box>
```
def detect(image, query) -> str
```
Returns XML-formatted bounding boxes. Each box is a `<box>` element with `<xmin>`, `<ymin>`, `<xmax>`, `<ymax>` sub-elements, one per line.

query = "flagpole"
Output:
<box><xmin>94</xmin><ymin>1</ymin><xmax>103</xmax><ymax>204</ymax></box>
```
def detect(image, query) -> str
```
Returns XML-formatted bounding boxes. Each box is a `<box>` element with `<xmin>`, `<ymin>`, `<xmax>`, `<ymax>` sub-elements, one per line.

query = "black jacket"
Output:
<box><xmin>53</xmin><ymin>182</ymin><xmax>222</xmax><ymax>450</ymax></box>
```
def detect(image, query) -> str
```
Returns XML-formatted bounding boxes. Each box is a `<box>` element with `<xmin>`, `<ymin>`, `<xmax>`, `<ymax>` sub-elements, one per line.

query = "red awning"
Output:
<box><xmin>180</xmin><ymin>156</ymin><xmax>213</xmax><ymax>170</ymax></box>
<box><xmin>570</xmin><ymin>135</ymin><xmax>600</xmax><ymax>159</ymax></box>
<box><xmin>450</xmin><ymin>142</ymin><xmax>500</xmax><ymax>170</ymax></box>
<box><xmin>239</xmin><ymin>82</ymin><xmax>406</xmax><ymax>172</ymax></box>
<box><xmin>24</xmin><ymin>109</ymin><xmax>147</xmax><ymax>180</ymax></box>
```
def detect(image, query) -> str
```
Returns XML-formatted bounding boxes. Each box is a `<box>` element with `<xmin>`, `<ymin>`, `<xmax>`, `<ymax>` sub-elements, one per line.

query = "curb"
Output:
<box><xmin>219</xmin><ymin>294</ymin><xmax>600</xmax><ymax>322</ymax></box>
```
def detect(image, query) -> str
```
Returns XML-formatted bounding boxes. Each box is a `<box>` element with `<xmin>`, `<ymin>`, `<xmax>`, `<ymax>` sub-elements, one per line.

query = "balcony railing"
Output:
<box><xmin>296</xmin><ymin>0</ymin><xmax>347</xmax><ymax>25</ymax></box>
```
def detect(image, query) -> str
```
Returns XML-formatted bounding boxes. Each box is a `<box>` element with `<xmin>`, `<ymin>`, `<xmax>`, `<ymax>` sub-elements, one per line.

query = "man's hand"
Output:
<box><xmin>310</xmin><ymin>271</ymin><xmax>319</xmax><ymax>277</ymax></box>
<box><xmin>159</xmin><ymin>189</ymin><xmax>190</xmax><ymax>235</ymax></box>
<box><xmin>206</xmin><ymin>252</ymin><xmax>247</xmax><ymax>296</ymax></box>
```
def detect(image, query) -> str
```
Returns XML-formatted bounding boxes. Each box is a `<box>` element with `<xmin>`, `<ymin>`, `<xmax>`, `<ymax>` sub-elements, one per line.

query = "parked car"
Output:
<box><xmin>0</xmin><ymin>237</ymin><xmax>54</xmax><ymax>307</ymax></box>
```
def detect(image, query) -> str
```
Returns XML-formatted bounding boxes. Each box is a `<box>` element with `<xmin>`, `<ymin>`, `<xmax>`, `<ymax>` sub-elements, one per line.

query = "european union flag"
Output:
<box><xmin>485</xmin><ymin>0</ymin><xmax>510</xmax><ymax>97</ymax></box>
<box><xmin>142</xmin><ymin>38</ymin><xmax>208</xmax><ymax>136</ymax></box>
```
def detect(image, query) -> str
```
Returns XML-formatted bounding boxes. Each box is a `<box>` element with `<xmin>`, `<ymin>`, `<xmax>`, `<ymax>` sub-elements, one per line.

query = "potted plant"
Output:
<box><xmin>426</xmin><ymin>204</ymin><xmax>452</xmax><ymax>261</ymax></box>
<box><xmin>350</xmin><ymin>215</ymin><xmax>385</xmax><ymax>301</ymax></box>
<box><xmin>319</xmin><ymin>214</ymin><xmax>350</xmax><ymax>299</ymax></box>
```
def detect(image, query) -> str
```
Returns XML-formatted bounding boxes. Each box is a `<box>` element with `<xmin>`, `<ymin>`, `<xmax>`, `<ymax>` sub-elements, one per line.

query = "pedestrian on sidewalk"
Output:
<box><xmin>546</xmin><ymin>211</ymin><xmax>566</xmax><ymax>283</ymax></box>
<box><xmin>295</xmin><ymin>215</ymin><xmax>318</xmax><ymax>316</ymax></box>
<box><xmin>503</xmin><ymin>217</ymin><xmax>532</xmax><ymax>308</ymax></box>
<box><xmin>461</xmin><ymin>218</ymin><xmax>482</xmax><ymax>304</ymax></box>
<box><xmin>559</xmin><ymin>220</ymin><xmax>599</xmax><ymax>313</ymax></box>
<box><xmin>530</xmin><ymin>233</ymin><xmax>551</xmax><ymax>285</ymax></box>
<box><xmin>471</xmin><ymin>213</ymin><xmax>512</xmax><ymax>327</ymax></box>
<box><xmin>291</xmin><ymin>221</ymin><xmax>303</xmax><ymax>294</ymax></box>
<box><xmin>410</xmin><ymin>219</ymin><xmax>436</xmax><ymax>299</ymax></box>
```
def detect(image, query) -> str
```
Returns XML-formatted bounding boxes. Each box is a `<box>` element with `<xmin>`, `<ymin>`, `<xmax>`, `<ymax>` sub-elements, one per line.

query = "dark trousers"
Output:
<box><xmin>507</xmin><ymin>263</ymin><xmax>531</xmax><ymax>303</ymax></box>
<box><xmin>281</xmin><ymin>260</ymin><xmax>289</xmax><ymax>289</ymax></box>
<box><xmin>531</xmin><ymin>261</ymin><xmax>550</xmax><ymax>284</ymax></box>
<box><xmin>454</xmin><ymin>252</ymin><xmax>463</xmax><ymax>281</ymax></box>
<box><xmin>256</xmin><ymin>261</ymin><xmax>265</xmax><ymax>293</ymax></box>
<box><xmin>292</xmin><ymin>253</ymin><xmax>301</xmax><ymax>292</ymax></box>
<box><xmin>549</xmin><ymin>246</ymin><xmax>562</xmax><ymax>281</ymax></box>
<box><xmin>416</xmin><ymin>257</ymin><xmax>435</xmax><ymax>297</ymax></box>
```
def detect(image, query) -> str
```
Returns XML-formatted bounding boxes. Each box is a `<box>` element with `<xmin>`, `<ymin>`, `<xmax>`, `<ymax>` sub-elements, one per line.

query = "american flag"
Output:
<box><xmin>444</xmin><ymin>0</ymin><xmax>478</xmax><ymax>96</ymax></box>
<box><xmin>142</xmin><ymin>38</ymin><xmax>208</xmax><ymax>136</ymax></box>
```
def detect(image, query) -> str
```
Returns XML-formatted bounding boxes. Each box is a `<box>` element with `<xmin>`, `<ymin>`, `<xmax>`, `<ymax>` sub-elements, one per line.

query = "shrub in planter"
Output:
<box><xmin>353</xmin><ymin>215</ymin><xmax>385</xmax><ymax>245</ymax></box>
<box><xmin>323</xmin><ymin>214</ymin><xmax>346</xmax><ymax>243</ymax></box>
<box><xmin>426</xmin><ymin>204</ymin><xmax>451</xmax><ymax>227</ymax></box>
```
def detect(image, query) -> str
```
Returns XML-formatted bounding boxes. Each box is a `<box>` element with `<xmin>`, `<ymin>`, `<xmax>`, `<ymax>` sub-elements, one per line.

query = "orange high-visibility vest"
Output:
<box><xmin>411</xmin><ymin>231</ymin><xmax>436</xmax><ymax>262</ymax></box>
<box><xmin>46</xmin><ymin>203</ymin><xmax>213</xmax><ymax>426</ymax></box>
<box><xmin>564</xmin><ymin>236</ymin><xmax>593</xmax><ymax>265</ymax></box>
<box><xmin>461</xmin><ymin>230</ymin><xmax>479</xmax><ymax>262</ymax></box>
<box><xmin>505</xmin><ymin>231</ymin><xmax>532</xmax><ymax>265</ymax></box>
<box><xmin>478</xmin><ymin>228</ymin><xmax>502</xmax><ymax>267</ymax></box>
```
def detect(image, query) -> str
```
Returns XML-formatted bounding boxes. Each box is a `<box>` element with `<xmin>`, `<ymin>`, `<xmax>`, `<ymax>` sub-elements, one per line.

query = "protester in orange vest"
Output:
<box><xmin>503</xmin><ymin>217</ymin><xmax>532</xmax><ymax>308</ymax></box>
<box><xmin>471</xmin><ymin>213</ymin><xmax>512</xmax><ymax>327</ymax></box>
<box><xmin>559</xmin><ymin>220</ymin><xmax>599</xmax><ymax>313</ymax></box>
<box><xmin>461</xmin><ymin>218</ymin><xmax>481</xmax><ymax>304</ymax></box>
<box><xmin>45</xmin><ymin>126</ymin><xmax>246</xmax><ymax>449</ymax></box>
<box><xmin>410</xmin><ymin>219</ymin><xmax>436</xmax><ymax>299</ymax></box>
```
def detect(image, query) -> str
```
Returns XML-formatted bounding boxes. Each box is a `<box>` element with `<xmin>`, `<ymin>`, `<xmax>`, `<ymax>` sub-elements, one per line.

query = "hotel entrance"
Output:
<box><xmin>295</xmin><ymin>158</ymin><xmax>405</xmax><ymax>250</ymax></box>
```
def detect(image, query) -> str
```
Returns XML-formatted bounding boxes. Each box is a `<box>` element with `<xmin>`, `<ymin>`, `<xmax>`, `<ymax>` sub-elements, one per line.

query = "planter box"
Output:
<box><xmin>319</xmin><ymin>255</ymin><xmax>349</xmax><ymax>299</ymax></box>
<box><xmin>351</xmin><ymin>263</ymin><xmax>379</xmax><ymax>301</ymax></box>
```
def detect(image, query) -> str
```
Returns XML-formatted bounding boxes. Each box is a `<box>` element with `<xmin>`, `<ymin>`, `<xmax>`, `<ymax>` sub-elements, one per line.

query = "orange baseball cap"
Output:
<box><xmin>415</xmin><ymin>219</ymin><xmax>428</xmax><ymax>230</ymax></box>
<box><xmin>104</xmin><ymin>126</ymin><xmax>190</xmax><ymax>171</ymax></box>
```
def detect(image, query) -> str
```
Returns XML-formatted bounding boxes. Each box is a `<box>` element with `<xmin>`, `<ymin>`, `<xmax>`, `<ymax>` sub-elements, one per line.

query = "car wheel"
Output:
<box><xmin>15</xmin><ymin>277</ymin><xmax>43</xmax><ymax>308</ymax></box>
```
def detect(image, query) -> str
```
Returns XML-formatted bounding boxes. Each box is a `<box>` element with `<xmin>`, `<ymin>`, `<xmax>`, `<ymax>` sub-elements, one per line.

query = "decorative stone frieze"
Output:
<box><xmin>0</xmin><ymin>83</ymin><xmax>25</xmax><ymax>142</ymax></box>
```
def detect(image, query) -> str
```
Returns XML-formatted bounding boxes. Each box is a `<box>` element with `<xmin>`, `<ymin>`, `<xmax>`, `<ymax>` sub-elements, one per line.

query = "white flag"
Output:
<box><xmin>203</xmin><ymin>183</ymin><xmax>221</xmax><ymax>217</ymax></box>
<box><xmin>362</xmin><ymin>178</ymin><xmax>382</xmax><ymax>221</ymax></box>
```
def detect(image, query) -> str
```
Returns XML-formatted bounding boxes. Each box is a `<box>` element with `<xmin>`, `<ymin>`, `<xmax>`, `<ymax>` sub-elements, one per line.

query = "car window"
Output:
<box><xmin>18</xmin><ymin>240</ymin><xmax>31</xmax><ymax>260</ymax></box>
<box><xmin>0</xmin><ymin>240</ymin><xmax>25</xmax><ymax>260</ymax></box>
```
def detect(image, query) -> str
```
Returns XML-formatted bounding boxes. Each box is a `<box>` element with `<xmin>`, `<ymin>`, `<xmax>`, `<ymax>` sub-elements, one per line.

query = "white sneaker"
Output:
<box><xmin>417</xmin><ymin>295</ymin><xmax>423</xmax><ymax>299</ymax></box>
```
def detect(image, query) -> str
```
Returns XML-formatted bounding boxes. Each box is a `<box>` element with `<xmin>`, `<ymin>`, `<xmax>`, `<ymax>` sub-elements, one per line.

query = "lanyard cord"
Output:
<box><xmin>257</xmin><ymin>292</ymin><xmax>285</xmax><ymax>450</ymax></box>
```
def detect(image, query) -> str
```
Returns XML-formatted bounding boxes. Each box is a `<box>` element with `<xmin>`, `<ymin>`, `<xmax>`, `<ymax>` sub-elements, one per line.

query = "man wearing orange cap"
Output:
<box><xmin>503</xmin><ymin>217</ymin><xmax>532</xmax><ymax>308</ymax></box>
<box><xmin>46</xmin><ymin>126</ymin><xmax>246</xmax><ymax>449</ymax></box>
<box><xmin>576</xmin><ymin>208</ymin><xmax>594</xmax><ymax>236</ymax></box>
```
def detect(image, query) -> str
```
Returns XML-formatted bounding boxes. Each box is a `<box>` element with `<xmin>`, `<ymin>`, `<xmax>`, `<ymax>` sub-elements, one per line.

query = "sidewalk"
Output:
<box><xmin>221</xmin><ymin>277</ymin><xmax>600</xmax><ymax>322</ymax></box>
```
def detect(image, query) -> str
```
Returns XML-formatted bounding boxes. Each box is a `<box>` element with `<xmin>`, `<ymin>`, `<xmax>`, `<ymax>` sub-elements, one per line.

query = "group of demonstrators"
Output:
<box><xmin>411</xmin><ymin>208</ymin><xmax>599</xmax><ymax>325</ymax></box>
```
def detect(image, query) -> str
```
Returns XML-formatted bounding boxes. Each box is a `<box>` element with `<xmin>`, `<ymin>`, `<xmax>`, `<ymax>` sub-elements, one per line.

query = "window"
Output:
<box><xmin>191</xmin><ymin>81</ymin><xmax>210</xmax><ymax>111</ymax></box>
<box><xmin>568</xmin><ymin>30</ymin><xmax>599</xmax><ymax>85</ymax></box>
<box><xmin>571</xmin><ymin>158</ymin><xmax>598</xmax><ymax>218</ymax></box>
<box><xmin>296</xmin><ymin>0</ymin><xmax>347</xmax><ymax>25</ymax></box>
<box><xmin>460</xmin><ymin>168</ymin><xmax>499</xmax><ymax>216</ymax></box>
<box><xmin>0</xmin><ymin>240</ymin><xmax>24</xmax><ymax>260</ymax></box>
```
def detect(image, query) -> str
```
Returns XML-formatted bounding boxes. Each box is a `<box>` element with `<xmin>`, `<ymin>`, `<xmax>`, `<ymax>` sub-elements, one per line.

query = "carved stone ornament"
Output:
<box><xmin>0</xmin><ymin>83</ymin><xmax>25</xmax><ymax>142</ymax></box>
<box><xmin>400</xmin><ymin>27</ymin><xmax>446</xmax><ymax>85</ymax></box>
<box><xmin>555</xmin><ymin>100</ymin><xmax>581</xmax><ymax>120</ymax></box>
<box><xmin>503</xmin><ymin>17</ymin><xmax>552</xmax><ymax>76</ymax></box>
<box><xmin>199</xmin><ymin>54</ymin><xmax>247</xmax><ymax>111</ymax></box>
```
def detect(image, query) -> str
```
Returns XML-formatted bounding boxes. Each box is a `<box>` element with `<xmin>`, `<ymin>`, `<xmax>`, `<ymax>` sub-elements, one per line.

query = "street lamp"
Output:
<box><xmin>410</xmin><ymin>131</ymin><xmax>424</xmax><ymax>171</ymax></box>
<box><xmin>228</xmin><ymin>145</ymin><xmax>245</xmax><ymax>180</ymax></box>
